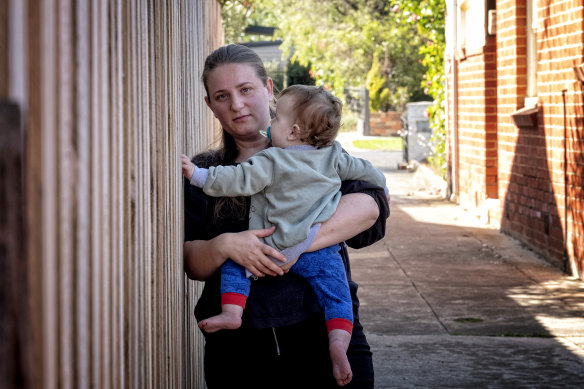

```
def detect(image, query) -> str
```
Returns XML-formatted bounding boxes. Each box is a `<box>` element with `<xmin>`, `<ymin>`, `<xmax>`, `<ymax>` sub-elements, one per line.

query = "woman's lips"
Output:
<box><xmin>233</xmin><ymin>114</ymin><xmax>250</xmax><ymax>122</ymax></box>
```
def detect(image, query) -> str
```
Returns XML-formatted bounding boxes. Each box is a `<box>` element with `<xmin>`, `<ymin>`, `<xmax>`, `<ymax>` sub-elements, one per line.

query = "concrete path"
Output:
<box><xmin>339</xmin><ymin>133</ymin><xmax>584</xmax><ymax>388</ymax></box>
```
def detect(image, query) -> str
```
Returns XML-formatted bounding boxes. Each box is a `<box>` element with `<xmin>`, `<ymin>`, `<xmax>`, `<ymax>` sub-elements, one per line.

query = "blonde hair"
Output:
<box><xmin>277</xmin><ymin>85</ymin><xmax>342</xmax><ymax>148</ymax></box>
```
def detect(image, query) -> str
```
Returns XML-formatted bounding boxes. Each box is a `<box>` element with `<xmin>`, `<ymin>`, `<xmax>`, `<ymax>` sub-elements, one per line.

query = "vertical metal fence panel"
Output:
<box><xmin>75</xmin><ymin>1</ymin><xmax>91</xmax><ymax>387</ymax></box>
<box><xmin>1</xmin><ymin>0</ymin><xmax>223</xmax><ymax>388</ymax></box>
<box><xmin>57</xmin><ymin>1</ymin><xmax>75</xmax><ymax>387</ymax></box>
<box><xmin>39</xmin><ymin>0</ymin><xmax>59</xmax><ymax>387</ymax></box>
<box><xmin>109</xmin><ymin>1</ymin><xmax>125</xmax><ymax>386</ymax></box>
<box><xmin>182</xmin><ymin>1</ymin><xmax>224</xmax><ymax>388</ymax></box>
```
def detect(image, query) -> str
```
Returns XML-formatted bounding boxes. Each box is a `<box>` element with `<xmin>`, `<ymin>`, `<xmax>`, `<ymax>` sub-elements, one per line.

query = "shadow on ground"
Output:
<box><xmin>342</xmin><ymin>148</ymin><xmax>584</xmax><ymax>388</ymax></box>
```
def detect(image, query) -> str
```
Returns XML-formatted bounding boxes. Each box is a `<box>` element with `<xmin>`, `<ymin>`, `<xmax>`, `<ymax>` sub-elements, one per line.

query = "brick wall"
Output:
<box><xmin>497</xmin><ymin>0</ymin><xmax>584</xmax><ymax>275</ymax></box>
<box><xmin>451</xmin><ymin>0</ymin><xmax>583</xmax><ymax>277</ymax></box>
<box><xmin>536</xmin><ymin>0</ymin><xmax>584</xmax><ymax>275</ymax></box>
<box><xmin>456</xmin><ymin>35</ymin><xmax>498</xmax><ymax>211</ymax></box>
<box><xmin>369</xmin><ymin>111</ymin><xmax>402</xmax><ymax>136</ymax></box>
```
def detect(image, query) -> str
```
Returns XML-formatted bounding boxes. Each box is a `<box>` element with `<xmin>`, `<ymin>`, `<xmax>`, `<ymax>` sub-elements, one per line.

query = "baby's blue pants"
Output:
<box><xmin>221</xmin><ymin>244</ymin><xmax>353</xmax><ymax>325</ymax></box>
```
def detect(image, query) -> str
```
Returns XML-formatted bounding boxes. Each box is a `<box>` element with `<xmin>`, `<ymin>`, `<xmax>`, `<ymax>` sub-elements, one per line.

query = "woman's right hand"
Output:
<box><xmin>222</xmin><ymin>226</ymin><xmax>286</xmax><ymax>277</ymax></box>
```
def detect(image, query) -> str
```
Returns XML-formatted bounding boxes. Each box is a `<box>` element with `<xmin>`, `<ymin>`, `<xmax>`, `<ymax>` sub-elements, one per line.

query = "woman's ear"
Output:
<box><xmin>266</xmin><ymin>77</ymin><xmax>274</xmax><ymax>100</ymax></box>
<box><xmin>204</xmin><ymin>96</ymin><xmax>218</xmax><ymax>117</ymax></box>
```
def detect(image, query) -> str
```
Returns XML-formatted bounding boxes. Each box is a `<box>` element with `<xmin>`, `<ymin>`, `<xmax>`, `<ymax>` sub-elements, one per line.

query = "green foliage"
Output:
<box><xmin>341</xmin><ymin>110</ymin><xmax>359</xmax><ymax>132</ymax></box>
<box><xmin>366</xmin><ymin>53</ymin><xmax>391</xmax><ymax>112</ymax></box>
<box><xmin>263</xmin><ymin>60</ymin><xmax>285</xmax><ymax>92</ymax></box>
<box><xmin>218</xmin><ymin>0</ymin><xmax>257</xmax><ymax>43</ymax></box>
<box><xmin>286</xmin><ymin>61</ymin><xmax>315</xmax><ymax>87</ymax></box>
<box><xmin>262</xmin><ymin>60</ymin><xmax>314</xmax><ymax>93</ymax></box>
<box><xmin>218</xmin><ymin>0</ymin><xmax>428</xmax><ymax>112</ymax></box>
<box><xmin>391</xmin><ymin>0</ymin><xmax>446</xmax><ymax>178</ymax></box>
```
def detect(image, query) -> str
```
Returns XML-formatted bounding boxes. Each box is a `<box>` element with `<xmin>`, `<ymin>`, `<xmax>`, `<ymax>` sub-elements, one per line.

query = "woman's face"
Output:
<box><xmin>204</xmin><ymin>63</ymin><xmax>273</xmax><ymax>141</ymax></box>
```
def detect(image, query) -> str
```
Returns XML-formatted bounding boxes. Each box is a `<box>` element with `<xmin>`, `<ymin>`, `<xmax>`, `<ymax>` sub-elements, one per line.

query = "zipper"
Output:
<box><xmin>271</xmin><ymin>327</ymin><xmax>281</xmax><ymax>356</ymax></box>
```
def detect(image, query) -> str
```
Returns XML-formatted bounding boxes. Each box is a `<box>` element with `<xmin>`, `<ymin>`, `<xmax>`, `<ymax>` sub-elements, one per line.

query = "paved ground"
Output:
<box><xmin>338</xmin><ymin>133</ymin><xmax>584</xmax><ymax>388</ymax></box>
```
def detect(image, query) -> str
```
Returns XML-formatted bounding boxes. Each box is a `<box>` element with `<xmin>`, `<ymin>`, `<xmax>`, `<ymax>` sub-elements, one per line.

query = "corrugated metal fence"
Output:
<box><xmin>0</xmin><ymin>1</ymin><xmax>223</xmax><ymax>388</ymax></box>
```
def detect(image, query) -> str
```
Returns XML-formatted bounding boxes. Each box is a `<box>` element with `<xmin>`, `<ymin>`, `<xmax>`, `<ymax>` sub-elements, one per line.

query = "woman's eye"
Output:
<box><xmin>242</xmin><ymin>87</ymin><xmax>251</xmax><ymax>94</ymax></box>
<box><xmin>215</xmin><ymin>94</ymin><xmax>227</xmax><ymax>101</ymax></box>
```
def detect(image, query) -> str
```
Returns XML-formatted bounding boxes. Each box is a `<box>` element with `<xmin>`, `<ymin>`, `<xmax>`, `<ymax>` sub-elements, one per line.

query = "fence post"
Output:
<box><xmin>363</xmin><ymin>89</ymin><xmax>370</xmax><ymax>136</ymax></box>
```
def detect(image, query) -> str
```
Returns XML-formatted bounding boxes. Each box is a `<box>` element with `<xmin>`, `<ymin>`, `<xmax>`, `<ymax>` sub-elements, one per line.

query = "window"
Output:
<box><xmin>486</xmin><ymin>0</ymin><xmax>496</xmax><ymax>36</ymax></box>
<box><xmin>525</xmin><ymin>0</ymin><xmax>538</xmax><ymax>107</ymax></box>
<box><xmin>457</xmin><ymin>0</ymin><xmax>487</xmax><ymax>55</ymax></box>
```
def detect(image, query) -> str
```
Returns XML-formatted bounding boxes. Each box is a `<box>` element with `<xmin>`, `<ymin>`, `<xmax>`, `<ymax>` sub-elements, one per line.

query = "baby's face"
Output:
<box><xmin>269</xmin><ymin>95</ymin><xmax>297</xmax><ymax>148</ymax></box>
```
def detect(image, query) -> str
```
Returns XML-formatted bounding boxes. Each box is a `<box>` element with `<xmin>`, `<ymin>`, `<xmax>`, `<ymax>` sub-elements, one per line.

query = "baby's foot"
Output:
<box><xmin>197</xmin><ymin>311</ymin><xmax>242</xmax><ymax>333</ymax></box>
<box><xmin>330</xmin><ymin>340</ymin><xmax>353</xmax><ymax>386</ymax></box>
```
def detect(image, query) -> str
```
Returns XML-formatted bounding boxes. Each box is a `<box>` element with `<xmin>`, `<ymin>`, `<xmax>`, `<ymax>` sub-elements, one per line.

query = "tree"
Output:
<box><xmin>391</xmin><ymin>0</ymin><xmax>446</xmax><ymax>176</ymax></box>
<box><xmin>218</xmin><ymin>0</ymin><xmax>429</xmax><ymax>112</ymax></box>
<box><xmin>273</xmin><ymin>0</ymin><xmax>428</xmax><ymax>111</ymax></box>
<box><xmin>218</xmin><ymin>0</ymin><xmax>257</xmax><ymax>44</ymax></box>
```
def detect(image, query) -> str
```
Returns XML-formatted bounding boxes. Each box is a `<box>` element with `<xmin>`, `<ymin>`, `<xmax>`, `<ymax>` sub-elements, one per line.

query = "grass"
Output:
<box><xmin>352</xmin><ymin>137</ymin><xmax>403</xmax><ymax>151</ymax></box>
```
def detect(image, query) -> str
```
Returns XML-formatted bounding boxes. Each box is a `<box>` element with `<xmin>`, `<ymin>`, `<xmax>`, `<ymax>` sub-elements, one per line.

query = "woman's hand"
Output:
<box><xmin>223</xmin><ymin>226</ymin><xmax>287</xmax><ymax>277</ymax></box>
<box><xmin>184</xmin><ymin>226</ymin><xmax>287</xmax><ymax>281</ymax></box>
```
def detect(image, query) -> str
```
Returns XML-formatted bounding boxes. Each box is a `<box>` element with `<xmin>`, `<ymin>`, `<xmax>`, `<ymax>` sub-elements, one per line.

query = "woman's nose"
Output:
<box><xmin>231</xmin><ymin>95</ymin><xmax>244</xmax><ymax>111</ymax></box>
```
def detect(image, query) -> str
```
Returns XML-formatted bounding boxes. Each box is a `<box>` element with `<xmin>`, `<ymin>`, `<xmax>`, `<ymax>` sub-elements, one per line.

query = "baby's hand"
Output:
<box><xmin>181</xmin><ymin>154</ymin><xmax>195</xmax><ymax>181</ymax></box>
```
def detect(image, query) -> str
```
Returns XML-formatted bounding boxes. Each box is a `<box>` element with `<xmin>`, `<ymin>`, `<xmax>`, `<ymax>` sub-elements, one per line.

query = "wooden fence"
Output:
<box><xmin>0</xmin><ymin>0</ymin><xmax>223</xmax><ymax>387</ymax></box>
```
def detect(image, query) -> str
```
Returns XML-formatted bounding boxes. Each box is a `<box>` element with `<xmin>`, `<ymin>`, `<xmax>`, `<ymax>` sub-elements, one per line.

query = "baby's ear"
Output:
<box><xmin>288</xmin><ymin>124</ymin><xmax>302</xmax><ymax>140</ymax></box>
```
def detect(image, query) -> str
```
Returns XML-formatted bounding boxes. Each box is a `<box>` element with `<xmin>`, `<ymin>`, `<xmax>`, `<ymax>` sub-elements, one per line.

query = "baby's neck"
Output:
<box><xmin>285</xmin><ymin>139</ymin><xmax>312</xmax><ymax>148</ymax></box>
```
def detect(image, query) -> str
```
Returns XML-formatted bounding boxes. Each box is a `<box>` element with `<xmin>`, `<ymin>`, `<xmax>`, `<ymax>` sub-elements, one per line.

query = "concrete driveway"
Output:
<box><xmin>342</xmin><ymin>137</ymin><xmax>584</xmax><ymax>388</ymax></box>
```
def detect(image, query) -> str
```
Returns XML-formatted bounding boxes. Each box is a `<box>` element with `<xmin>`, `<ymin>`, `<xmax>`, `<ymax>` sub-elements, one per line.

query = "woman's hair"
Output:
<box><xmin>278</xmin><ymin>85</ymin><xmax>342</xmax><ymax>148</ymax></box>
<box><xmin>202</xmin><ymin>44</ymin><xmax>270</xmax><ymax>99</ymax></box>
<box><xmin>196</xmin><ymin>44</ymin><xmax>270</xmax><ymax>221</ymax></box>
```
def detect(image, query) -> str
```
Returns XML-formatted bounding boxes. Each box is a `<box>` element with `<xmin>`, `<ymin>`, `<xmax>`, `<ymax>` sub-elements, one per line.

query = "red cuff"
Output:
<box><xmin>221</xmin><ymin>292</ymin><xmax>247</xmax><ymax>308</ymax></box>
<box><xmin>326</xmin><ymin>318</ymin><xmax>353</xmax><ymax>334</ymax></box>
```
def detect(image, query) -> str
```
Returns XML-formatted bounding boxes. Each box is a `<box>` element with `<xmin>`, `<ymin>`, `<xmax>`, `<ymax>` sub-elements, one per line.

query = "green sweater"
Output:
<box><xmin>203</xmin><ymin>141</ymin><xmax>386</xmax><ymax>250</ymax></box>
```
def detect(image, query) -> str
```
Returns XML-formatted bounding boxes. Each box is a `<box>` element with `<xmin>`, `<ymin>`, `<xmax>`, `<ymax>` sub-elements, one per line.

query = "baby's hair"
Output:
<box><xmin>278</xmin><ymin>85</ymin><xmax>342</xmax><ymax>148</ymax></box>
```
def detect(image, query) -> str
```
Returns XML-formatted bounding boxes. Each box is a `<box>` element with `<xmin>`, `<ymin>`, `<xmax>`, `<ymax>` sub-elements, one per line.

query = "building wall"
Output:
<box><xmin>450</xmin><ymin>0</ymin><xmax>583</xmax><ymax>278</ymax></box>
<box><xmin>0</xmin><ymin>1</ymin><xmax>223</xmax><ymax>387</ymax></box>
<box><xmin>536</xmin><ymin>0</ymin><xmax>584</xmax><ymax>276</ymax></box>
<box><xmin>497</xmin><ymin>0</ymin><xmax>583</xmax><ymax>274</ymax></box>
<box><xmin>369</xmin><ymin>111</ymin><xmax>402</xmax><ymax>136</ymax></box>
<box><xmin>456</xmin><ymin>35</ymin><xmax>498</xmax><ymax>211</ymax></box>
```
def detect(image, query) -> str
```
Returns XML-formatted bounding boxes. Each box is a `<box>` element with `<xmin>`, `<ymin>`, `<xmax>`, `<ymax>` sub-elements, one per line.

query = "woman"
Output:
<box><xmin>184</xmin><ymin>44</ymin><xmax>389</xmax><ymax>388</ymax></box>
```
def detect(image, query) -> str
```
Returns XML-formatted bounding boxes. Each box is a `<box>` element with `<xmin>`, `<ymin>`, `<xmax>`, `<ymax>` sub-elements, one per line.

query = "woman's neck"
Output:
<box><xmin>235</xmin><ymin>136</ymin><xmax>270</xmax><ymax>163</ymax></box>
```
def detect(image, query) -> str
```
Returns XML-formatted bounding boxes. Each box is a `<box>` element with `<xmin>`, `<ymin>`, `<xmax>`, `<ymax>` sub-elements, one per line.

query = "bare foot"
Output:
<box><xmin>198</xmin><ymin>311</ymin><xmax>242</xmax><ymax>333</ymax></box>
<box><xmin>330</xmin><ymin>339</ymin><xmax>353</xmax><ymax>386</ymax></box>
